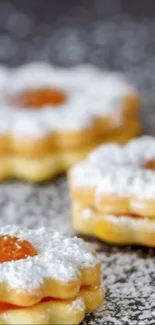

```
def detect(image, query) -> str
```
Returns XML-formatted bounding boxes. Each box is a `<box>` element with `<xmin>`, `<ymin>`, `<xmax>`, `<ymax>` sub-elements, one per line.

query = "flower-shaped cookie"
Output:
<box><xmin>0</xmin><ymin>63</ymin><xmax>140</xmax><ymax>181</ymax></box>
<box><xmin>69</xmin><ymin>136</ymin><xmax>155</xmax><ymax>246</ymax></box>
<box><xmin>0</xmin><ymin>225</ymin><xmax>103</xmax><ymax>324</ymax></box>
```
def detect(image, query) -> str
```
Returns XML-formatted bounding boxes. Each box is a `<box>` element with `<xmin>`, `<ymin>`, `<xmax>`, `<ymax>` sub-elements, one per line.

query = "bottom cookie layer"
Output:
<box><xmin>72</xmin><ymin>202</ymin><xmax>155</xmax><ymax>247</ymax></box>
<box><xmin>0</xmin><ymin>120</ymin><xmax>140</xmax><ymax>181</ymax></box>
<box><xmin>0</xmin><ymin>285</ymin><xmax>104</xmax><ymax>325</ymax></box>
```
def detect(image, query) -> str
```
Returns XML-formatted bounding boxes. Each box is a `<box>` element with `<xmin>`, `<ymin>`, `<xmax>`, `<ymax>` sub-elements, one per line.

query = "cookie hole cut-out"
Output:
<box><xmin>0</xmin><ymin>235</ymin><xmax>38</xmax><ymax>263</ymax></box>
<box><xmin>143</xmin><ymin>159</ymin><xmax>155</xmax><ymax>170</ymax></box>
<box><xmin>9</xmin><ymin>87</ymin><xmax>67</xmax><ymax>109</ymax></box>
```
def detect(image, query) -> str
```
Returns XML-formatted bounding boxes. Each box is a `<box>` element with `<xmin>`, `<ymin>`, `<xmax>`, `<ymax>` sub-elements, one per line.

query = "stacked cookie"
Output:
<box><xmin>0</xmin><ymin>226</ymin><xmax>104</xmax><ymax>325</ymax></box>
<box><xmin>69</xmin><ymin>136</ymin><xmax>155</xmax><ymax>247</ymax></box>
<box><xmin>0</xmin><ymin>63</ymin><xmax>140</xmax><ymax>181</ymax></box>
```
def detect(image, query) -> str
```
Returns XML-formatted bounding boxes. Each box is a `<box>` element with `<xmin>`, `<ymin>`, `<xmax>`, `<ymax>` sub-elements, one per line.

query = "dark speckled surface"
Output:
<box><xmin>0</xmin><ymin>1</ymin><xmax>155</xmax><ymax>324</ymax></box>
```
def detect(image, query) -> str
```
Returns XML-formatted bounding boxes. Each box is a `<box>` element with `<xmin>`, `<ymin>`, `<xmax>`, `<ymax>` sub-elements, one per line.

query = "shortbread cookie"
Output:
<box><xmin>72</xmin><ymin>202</ymin><xmax>155</xmax><ymax>247</ymax></box>
<box><xmin>0</xmin><ymin>225</ymin><xmax>103</xmax><ymax>324</ymax></box>
<box><xmin>69</xmin><ymin>136</ymin><xmax>155</xmax><ymax>246</ymax></box>
<box><xmin>0</xmin><ymin>63</ymin><xmax>140</xmax><ymax>181</ymax></box>
<box><xmin>0</xmin><ymin>285</ymin><xmax>104</xmax><ymax>325</ymax></box>
<box><xmin>0</xmin><ymin>120</ymin><xmax>140</xmax><ymax>182</ymax></box>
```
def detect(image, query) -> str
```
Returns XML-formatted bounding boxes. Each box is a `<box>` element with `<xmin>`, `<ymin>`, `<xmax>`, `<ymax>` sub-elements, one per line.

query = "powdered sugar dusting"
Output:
<box><xmin>130</xmin><ymin>200</ymin><xmax>147</xmax><ymax>210</ymax></box>
<box><xmin>0</xmin><ymin>225</ymin><xmax>98</xmax><ymax>292</ymax></box>
<box><xmin>70</xmin><ymin>136</ymin><xmax>155</xmax><ymax>199</ymax></box>
<box><xmin>89</xmin><ymin>136</ymin><xmax>155</xmax><ymax>166</ymax></box>
<box><xmin>81</xmin><ymin>208</ymin><xmax>93</xmax><ymax>220</ymax></box>
<box><xmin>0</xmin><ymin>63</ymin><xmax>136</xmax><ymax>137</ymax></box>
<box><xmin>69</xmin><ymin>296</ymin><xmax>85</xmax><ymax>312</ymax></box>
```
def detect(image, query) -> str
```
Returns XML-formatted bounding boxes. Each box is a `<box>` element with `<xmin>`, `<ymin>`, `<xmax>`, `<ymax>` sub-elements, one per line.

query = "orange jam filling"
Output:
<box><xmin>0</xmin><ymin>302</ymin><xmax>17</xmax><ymax>312</ymax></box>
<box><xmin>143</xmin><ymin>159</ymin><xmax>155</xmax><ymax>170</ymax></box>
<box><xmin>0</xmin><ymin>235</ymin><xmax>37</xmax><ymax>263</ymax></box>
<box><xmin>10</xmin><ymin>87</ymin><xmax>67</xmax><ymax>109</ymax></box>
<box><xmin>0</xmin><ymin>235</ymin><xmax>38</xmax><ymax>312</ymax></box>
<box><xmin>115</xmin><ymin>213</ymin><xmax>143</xmax><ymax>219</ymax></box>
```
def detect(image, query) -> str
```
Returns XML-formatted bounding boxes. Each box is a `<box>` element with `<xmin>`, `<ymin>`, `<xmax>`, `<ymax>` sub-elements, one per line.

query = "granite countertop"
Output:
<box><xmin>0</xmin><ymin>1</ymin><xmax>155</xmax><ymax>324</ymax></box>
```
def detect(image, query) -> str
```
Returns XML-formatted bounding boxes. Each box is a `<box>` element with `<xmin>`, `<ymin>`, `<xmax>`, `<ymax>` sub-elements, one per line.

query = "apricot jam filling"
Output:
<box><xmin>114</xmin><ymin>213</ymin><xmax>143</xmax><ymax>219</ymax></box>
<box><xmin>143</xmin><ymin>159</ymin><xmax>155</xmax><ymax>170</ymax></box>
<box><xmin>0</xmin><ymin>235</ymin><xmax>37</xmax><ymax>263</ymax></box>
<box><xmin>0</xmin><ymin>302</ymin><xmax>17</xmax><ymax>312</ymax></box>
<box><xmin>0</xmin><ymin>235</ymin><xmax>38</xmax><ymax>312</ymax></box>
<box><xmin>10</xmin><ymin>87</ymin><xmax>67</xmax><ymax>109</ymax></box>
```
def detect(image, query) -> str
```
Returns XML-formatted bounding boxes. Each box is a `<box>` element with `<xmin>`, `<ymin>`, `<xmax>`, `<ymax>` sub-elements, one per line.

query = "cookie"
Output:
<box><xmin>0</xmin><ymin>225</ymin><xmax>104</xmax><ymax>324</ymax></box>
<box><xmin>0</xmin><ymin>63</ymin><xmax>140</xmax><ymax>181</ymax></box>
<box><xmin>69</xmin><ymin>136</ymin><xmax>155</xmax><ymax>246</ymax></box>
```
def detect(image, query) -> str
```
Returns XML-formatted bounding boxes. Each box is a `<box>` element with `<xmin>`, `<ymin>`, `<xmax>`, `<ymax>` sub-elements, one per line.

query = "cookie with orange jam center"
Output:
<box><xmin>10</xmin><ymin>87</ymin><xmax>67</xmax><ymax>109</ymax></box>
<box><xmin>0</xmin><ymin>235</ymin><xmax>38</xmax><ymax>263</ymax></box>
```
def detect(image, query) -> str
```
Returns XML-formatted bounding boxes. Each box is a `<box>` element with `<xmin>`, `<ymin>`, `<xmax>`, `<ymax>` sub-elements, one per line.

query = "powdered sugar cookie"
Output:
<box><xmin>69</xmin><ymin>136</ymin><xmax>155</xmax><ymax>246</ymax></box>
<box><xmin>0</xmin><ymin>225</ymin><xmax>104</xmax><ymax>324</ymax></box>
<box><xmin>0</xmin><ymin>63</ymin><xmax>140</xmax><ymax>181</ymax></box>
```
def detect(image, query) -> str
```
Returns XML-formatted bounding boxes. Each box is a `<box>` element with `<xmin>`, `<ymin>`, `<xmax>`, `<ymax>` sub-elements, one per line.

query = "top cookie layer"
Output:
<box><xmin>0</xmin><ymin>225</ymin><xmax>98</xmax><ymax>293</ymax></box>
<box><xmin>0</xmin><ymin>63</ymin><xmax>136</xmax><ymax>138</ymax></box>
<box><xmin>70</xmin><ymin>136</ymin><xmax>155</xmax><ymax>200</ymax></box>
